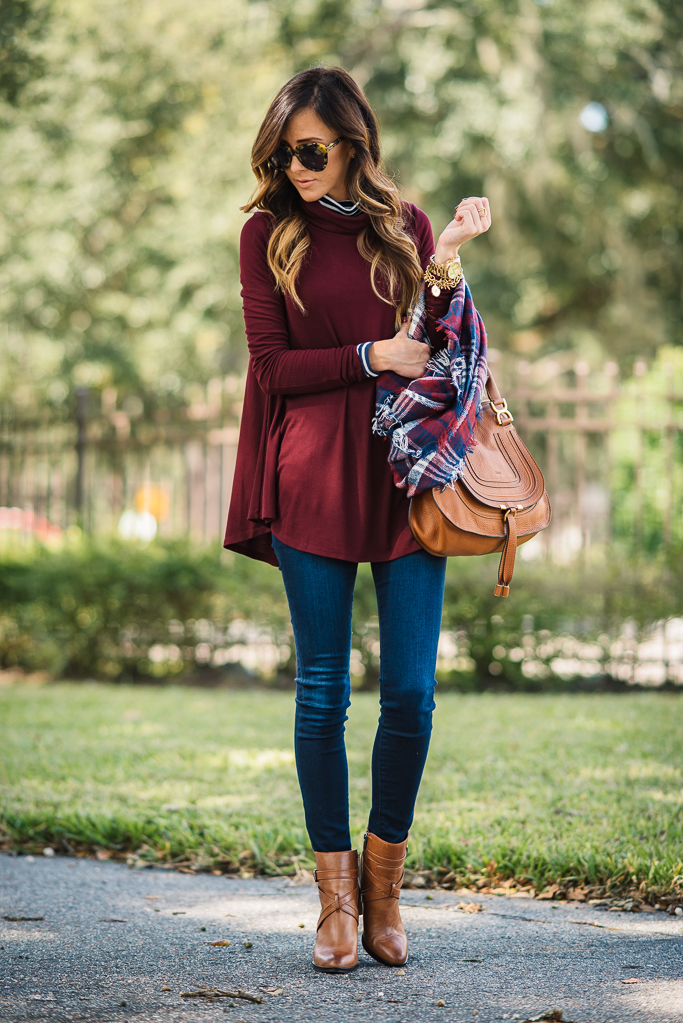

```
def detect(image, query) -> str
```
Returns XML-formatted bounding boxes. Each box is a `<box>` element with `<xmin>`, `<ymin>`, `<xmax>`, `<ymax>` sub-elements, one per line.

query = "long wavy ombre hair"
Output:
<box><xmin>243</xmin><ymin>67</ymin><xmax>423</xmax><ymax>325</ymax></box>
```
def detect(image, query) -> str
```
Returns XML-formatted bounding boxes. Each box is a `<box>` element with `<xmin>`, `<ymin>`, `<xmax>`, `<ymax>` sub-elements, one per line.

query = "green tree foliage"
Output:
<box><xmin>280</xmin><ymin>0</ymin><xmax>683</xmax><ymax>364</ymax></box>
<box><xmin>0</xmin><ymin>0</ymin><xmax>50</xmax><ymax>105</ymax></box>
<box><xmin>0</xmin><ymin>0</ymin><xmax>287</xmax><ymax>403</ymax></box>
<box><xmin>0</xmin><ymin>0</ymin><xmax>681</xmax><ymax>405</ymax></box>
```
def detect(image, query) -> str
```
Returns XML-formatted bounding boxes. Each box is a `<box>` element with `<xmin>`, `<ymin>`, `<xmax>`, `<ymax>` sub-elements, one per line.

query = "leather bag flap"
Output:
<box><xmin>433</xmin><ymin>483</ymin><xmax>551</xmax><ymax>538</ymax></box>
<box><xmin>459</xmin><ymin>403</ymin><xmax>545</xmax><ymax>509</ymax></box>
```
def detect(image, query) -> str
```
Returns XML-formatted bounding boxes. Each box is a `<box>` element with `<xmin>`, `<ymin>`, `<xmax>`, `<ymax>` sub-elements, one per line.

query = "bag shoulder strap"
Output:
<box><xmin>483</xmin><ymin>372</ymin><xmax>514</xmax><ymax>427</ymax></box>
<box><xmin>486</xmin><ymin>373</ymin><xmax>503</xmax><ymax>403</ymax></box>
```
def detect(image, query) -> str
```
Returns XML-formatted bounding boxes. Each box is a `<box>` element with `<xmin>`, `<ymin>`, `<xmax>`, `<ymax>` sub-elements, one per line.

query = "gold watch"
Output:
<box><xmin>424</xmin><ymin>255</ymin><xmax>462</xmax><ymax>296</ymax></box>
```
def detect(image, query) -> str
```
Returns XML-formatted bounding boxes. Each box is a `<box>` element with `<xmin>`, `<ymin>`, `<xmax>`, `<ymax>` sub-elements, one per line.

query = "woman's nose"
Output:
<box><xmin>291</xmin><ymin>155</ymin><xmax>305</xmax><ymax>172</ymax></box>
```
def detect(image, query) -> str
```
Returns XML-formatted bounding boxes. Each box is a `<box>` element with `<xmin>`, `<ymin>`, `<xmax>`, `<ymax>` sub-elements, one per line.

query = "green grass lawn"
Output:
<box><xmin>1</xmin><ymin>683</ymin><xmax>682</xmax><ymax>899</ymax></box>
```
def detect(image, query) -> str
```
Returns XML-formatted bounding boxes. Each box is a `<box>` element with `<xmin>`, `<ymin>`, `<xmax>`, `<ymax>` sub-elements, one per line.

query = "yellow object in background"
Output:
<box><xmin>135</xmin><ymin>485</ymin><xmax>170</xmax><ymax>522</ymax></box>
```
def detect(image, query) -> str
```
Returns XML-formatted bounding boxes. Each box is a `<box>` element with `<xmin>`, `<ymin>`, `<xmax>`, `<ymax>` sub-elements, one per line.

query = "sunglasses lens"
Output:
<box><xmin>270</xmin><ymin>146</ymin><xmax>292</xmax><ymax>170</ymax></box>
<box><xmin>299</xmin><ymin>144</ymin><xmax>327</xmax><ymax>172</ymax></box>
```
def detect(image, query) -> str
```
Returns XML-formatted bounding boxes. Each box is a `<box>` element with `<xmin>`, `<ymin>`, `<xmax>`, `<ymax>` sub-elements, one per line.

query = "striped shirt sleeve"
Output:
<box><xmin>356</xmin><ymin>342</ymin><xmax>379</xmax><ymax>378</ymax></box>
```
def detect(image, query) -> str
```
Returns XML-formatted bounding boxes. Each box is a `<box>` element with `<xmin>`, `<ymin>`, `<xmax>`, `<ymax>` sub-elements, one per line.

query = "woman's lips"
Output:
<box><xmin>295</xmin><ymin>179</ymin><xmax>316</xmax><ymax>188</ymax></box>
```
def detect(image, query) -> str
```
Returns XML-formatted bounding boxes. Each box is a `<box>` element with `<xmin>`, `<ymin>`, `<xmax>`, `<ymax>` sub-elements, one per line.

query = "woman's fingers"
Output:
<box><xmin>455</xmin><ymin>204</ymin><xmax>479</xmax><ymax>231</ymax></box>
<box><xmin>455</xmin><ymin>197</ymin><xmax>490</xmax><ymax>234</ymax></box>
<box><xmin>453</xmin><ymin>206</ymin><xmax>483</xmax><ymax>242</ymax></box>
<box><xmin>456</xmin><ymin>202</ymin><xmax>484</xmax><ymax>233</ymax></box>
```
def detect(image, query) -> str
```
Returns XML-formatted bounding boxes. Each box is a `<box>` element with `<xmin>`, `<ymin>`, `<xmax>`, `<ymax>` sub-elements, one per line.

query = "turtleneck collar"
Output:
<box><xmin>301</xmin><ymin>197</ymin><xmax>369</xmax><ymax>235</ymax></box>
<box><xmin>318</xmin><ymin>194</ymin><xmax>362</xmax><ymax>217</ymax></box>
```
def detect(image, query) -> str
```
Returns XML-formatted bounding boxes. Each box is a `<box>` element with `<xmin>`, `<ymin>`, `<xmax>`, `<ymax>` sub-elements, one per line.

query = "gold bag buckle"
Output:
<box><xmin>490</xmin><ymin>398</ymin><xmax>514</xmax><ymax>426</ymax></box>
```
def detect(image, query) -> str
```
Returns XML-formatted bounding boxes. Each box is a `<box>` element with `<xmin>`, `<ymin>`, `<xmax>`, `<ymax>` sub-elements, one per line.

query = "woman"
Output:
<box><xmin>224</xmin><ymin>66</ymin><xmax>490</xmax><ymax>973</ymax></box>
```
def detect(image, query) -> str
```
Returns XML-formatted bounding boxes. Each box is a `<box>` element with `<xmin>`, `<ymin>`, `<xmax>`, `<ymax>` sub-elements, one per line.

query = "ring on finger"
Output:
<box><xmin>476</xmin><ymin>207</ymin><xmax>486</xmax><ymax>216</ymax></box>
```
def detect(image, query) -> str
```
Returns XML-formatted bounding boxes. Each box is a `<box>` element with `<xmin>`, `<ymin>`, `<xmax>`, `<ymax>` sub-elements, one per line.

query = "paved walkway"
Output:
<box><xmin>1</xmin><ymin>854</ymin><xmax>682</xmax><ymax>1023</ymax></box>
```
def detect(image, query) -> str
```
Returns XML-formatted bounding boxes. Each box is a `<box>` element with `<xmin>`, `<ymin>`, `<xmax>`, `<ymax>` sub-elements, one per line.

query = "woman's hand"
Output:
<box><xmin>368</xmin><ymin>321</ymin><xmax>431</xmax><ymax>378</ymax></box>
<box><xmin>434</xmin><ymin>196</ymin><xmax>491</xmax><ymax>264</ymax></box>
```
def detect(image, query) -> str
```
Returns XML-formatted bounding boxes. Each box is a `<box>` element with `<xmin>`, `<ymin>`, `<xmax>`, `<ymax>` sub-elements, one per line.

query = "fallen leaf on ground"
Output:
<box><xmin>144</xmin><ymin>896</ymin><xmax>160</xmax><ymax>900</ymax></box>
<box><xmin>171</xmin><ymin>911</ymin><xmax>186</xmax><ymax>915</ymax></box>
<box><xmin>208</xmin><ymin>940</ymin><xmax>231</xmax><ymax>946</ymax></box>
<box><xmin>243</xmin><ymin>939</ymin><xmax>253</xmax><ymax>948</ymax></box>
<box><xmin>621</xmin><ymin>978</ymin><xmax>643</xmax><ymax>984</ymax></box>
<box><xmin>456</xmin><ymin>901</ymin><xmax>484</xmax><ymax>913</ymax></box>
<box><xmin>436</xmin><ymin>999</ymin><xmax>446</xmax><ymax>1007</ymax></box>
<box><xmin>261</xmin><ymin>987</ymin><xmax>283</xmax><ymax>995</ymax></box>
<box><xmin>566</xmin><ymin>888</ymin><xmax>587</xmax><ymax>901</ymax></box>
<box><xmin>100</xmin><ymin>918</ymin><xmax>126</xmax><ymax>922</ymax></box>
<box><xmin>180</xmin><ymin>988</ymin><xmax>263</xmax><ymax>1003</ymax></box>
<box><xmin>161</xmin><ymin>986</ymin><xmax>171</xmax><ymax>992</ymax></box>
<box><xmin>536</xmin><ymin>885</ymin><xmax>560</xmax><ymax>901</ymax></box>
<box><xmin>3</xmin><ymin>916</ymin><xmax>44</xmax><ymax>922</ymax></box>
<box><xmin>525</xmin><ymin>1012</ymin><xmax>568</xmax><ymax>1022</ymax></box>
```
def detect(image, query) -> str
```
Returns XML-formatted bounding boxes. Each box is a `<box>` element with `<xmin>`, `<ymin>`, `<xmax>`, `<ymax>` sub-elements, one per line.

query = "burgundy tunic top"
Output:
<box><xmin>223</xmin><ymin>199</ymin><xmax>449</xmax><ymax>567</ymax></box>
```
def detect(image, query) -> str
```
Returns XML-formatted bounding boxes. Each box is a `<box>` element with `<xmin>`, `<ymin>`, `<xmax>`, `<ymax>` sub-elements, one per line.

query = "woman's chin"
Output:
<box><xmin>295</xmin><ymin>184</ymin><xmax>326</xmax><ymax>203</ymax></box>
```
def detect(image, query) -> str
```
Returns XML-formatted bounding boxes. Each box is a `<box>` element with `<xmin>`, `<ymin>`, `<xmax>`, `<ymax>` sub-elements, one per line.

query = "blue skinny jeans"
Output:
<box><xmin>272</xmin><ymin>534</ymin><xmax>447</xmax><ymax>852</ymax></box>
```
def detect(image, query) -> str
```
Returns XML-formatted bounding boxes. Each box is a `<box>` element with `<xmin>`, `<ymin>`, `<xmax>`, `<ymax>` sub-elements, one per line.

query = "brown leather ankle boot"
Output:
<box><xmin>313</xmin><ymin>850</ymin><xmax>360</xmax><ymax>973</ymax></box>
<box><xmin>360</xmin><ymin>831</ymin><xmax>408</xmax><ymax>967</ymax></box>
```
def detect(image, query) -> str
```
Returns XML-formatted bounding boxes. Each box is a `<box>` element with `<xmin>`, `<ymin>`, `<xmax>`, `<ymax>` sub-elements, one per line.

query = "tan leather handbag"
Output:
<box><xmin>409</xmin><ymin>375</ymin><xmax>551</xmax><ymax>596</ymax></box>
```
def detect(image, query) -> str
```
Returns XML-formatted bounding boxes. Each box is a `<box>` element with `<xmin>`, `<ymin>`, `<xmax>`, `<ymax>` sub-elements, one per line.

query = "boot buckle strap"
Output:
<box><xmin>314</xmin><ymin>868</ymin><xmax>357</xmax><ymax>882</ymax></box>
<box><xmin>317</xmin><ymin>888</ymin><xmax>359</xmax><ymax>929</ymax></box>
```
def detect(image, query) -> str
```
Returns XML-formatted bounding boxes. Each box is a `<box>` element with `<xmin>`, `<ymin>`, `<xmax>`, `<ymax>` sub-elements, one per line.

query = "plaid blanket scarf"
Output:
<box><xmin>372</xmin><ymin>278</ymin><xmax>488</xmax><ymax>497</ymax></box>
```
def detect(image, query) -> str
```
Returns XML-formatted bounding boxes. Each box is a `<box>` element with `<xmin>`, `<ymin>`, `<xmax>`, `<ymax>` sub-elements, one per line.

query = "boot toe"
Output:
<box><xmin>314</xmin><ymin>945</ymin><xmax>358</xmax><ymax>971</ymax></box>
<box><xmin>364</xmin><ymin>931</ymin><xmax>407</xmax><ymax>966</ymax></box>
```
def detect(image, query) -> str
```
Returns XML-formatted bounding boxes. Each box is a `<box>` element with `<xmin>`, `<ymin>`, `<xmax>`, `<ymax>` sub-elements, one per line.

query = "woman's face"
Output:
<box><xmin>280</xmin><ymin>107</ymin><xmax>355</xmax><ymax>203</ymax></box>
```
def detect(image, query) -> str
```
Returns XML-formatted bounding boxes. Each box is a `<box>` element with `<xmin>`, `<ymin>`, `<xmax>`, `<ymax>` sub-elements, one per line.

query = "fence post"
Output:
<box><xmin>75</xmin><ymin>387</ymin><xmax>88</xmax><ymax>527</ymax></box>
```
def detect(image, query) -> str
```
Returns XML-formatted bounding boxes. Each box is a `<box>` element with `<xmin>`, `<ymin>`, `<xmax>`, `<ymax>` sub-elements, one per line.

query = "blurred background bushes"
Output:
<box><xmin>0</xmin><ymin>539</ymin><xmax>292</xmax><ymax>682</ymax></box>
<box><xmin>2</xmin><ymin>538</ymin><xmax>683</xmax><ymax>690</ymax></box>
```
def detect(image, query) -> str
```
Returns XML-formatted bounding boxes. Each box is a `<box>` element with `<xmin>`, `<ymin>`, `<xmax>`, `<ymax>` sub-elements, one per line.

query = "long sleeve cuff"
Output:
<box><xmin>357</xmin><ymin>342</ymin><xmax>379</xmax><ymax>378</ymax></box>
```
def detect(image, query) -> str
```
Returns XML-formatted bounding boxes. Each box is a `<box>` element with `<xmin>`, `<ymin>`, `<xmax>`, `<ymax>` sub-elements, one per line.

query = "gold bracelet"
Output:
<box><xmin>424</xmin><ymin>256</ymin><xmax>462</xmax><ymax>296</ymax></box>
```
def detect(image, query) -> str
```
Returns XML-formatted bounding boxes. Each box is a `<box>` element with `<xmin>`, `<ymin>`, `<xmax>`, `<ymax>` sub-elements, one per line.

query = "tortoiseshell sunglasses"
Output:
<box><xmin>269</xmin><ymin>137</ymin><xmax>343</xmax><ymax>173</ymax></box>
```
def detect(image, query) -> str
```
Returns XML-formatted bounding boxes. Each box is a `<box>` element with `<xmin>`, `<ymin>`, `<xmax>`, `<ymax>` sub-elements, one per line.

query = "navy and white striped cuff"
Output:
<box><xmin>357</xmin><ymin>342</ymin><xmax>379</xmax><ymax>378</ymax></box>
